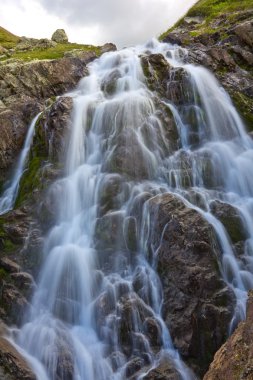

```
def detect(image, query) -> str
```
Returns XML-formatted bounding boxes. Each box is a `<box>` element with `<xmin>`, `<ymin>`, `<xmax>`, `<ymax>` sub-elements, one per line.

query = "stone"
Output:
<box><xmin>204</xmin><ymin>291</ymin><xmax>253</xmax><ymax>380</ymax></box>
<box><xmin>0</xmin><ymin>335</ymin><xmax>36</xmax><ymax>380</ymax></box>
<box><xmin>210</xmin><ymin>200</ymin><xmax>247</xmax><ymax>244</ymax></box>
<box><xmin>0</xmin><ymin>257</ymin><xmax>20</xmax><ymax>273</ymax></box>
<box><xmin>234</xmin><ymin>19</ymin><xmax>253</xmax><ymax>48</ymax></box>
<box><xmin>149</xmin><ymin>193</ymin><xmax>235</xmax><ymax>376</ymax></box>
<box><xmin>51</xmin><ymin>29</ymin><xmax>68</xmax><ymax>43</ymax></box>
<box><xmin>0</xmin><ymin>57</ymin><xmax>89</xmax><ymax>181</ymax></box>
<box><xmin>16</xmin><ymin>37</ymin><xmax>57</xmax><ymax>51</ymax></box>
<box><xmin>143</xmin><ymin>357</ymin><xmax>181</xmax><ymax>380</ymax></box>
<box><xmin>100</xmin><ymin>43</ymin><xmax>117</xmax><ymax>54</ymax></box>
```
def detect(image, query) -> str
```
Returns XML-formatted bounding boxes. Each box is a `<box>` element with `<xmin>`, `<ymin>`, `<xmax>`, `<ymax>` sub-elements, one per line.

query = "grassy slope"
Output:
<box><xmin>0</xmin><ymin>26</ymin><xmax>19</xmax><ymax>48</ymax></box>
<box><xmin>159</xmin><ymin>0</ymin><xmax>253</xmax><ymax>39</ymax></box>
<box><xmin>10</xmin><ymin>43</ymin><xmax>101</xmax><ymax>61</ymax></box>
<box><xmin>0</xmin><ymin>26</ymin><xmax>100</xmax><ymax>61</ymax></box>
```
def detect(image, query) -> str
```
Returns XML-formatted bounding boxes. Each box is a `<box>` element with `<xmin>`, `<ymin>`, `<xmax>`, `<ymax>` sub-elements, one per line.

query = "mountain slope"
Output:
<box><xmin>160</xmin><ymin>0</ymin><xmax>253</xmax><ymax>130</ymax></box>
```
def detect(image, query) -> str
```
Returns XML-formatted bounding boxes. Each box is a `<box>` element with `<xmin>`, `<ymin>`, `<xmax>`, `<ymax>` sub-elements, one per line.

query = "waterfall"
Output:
<box><xmin>0</xmin><ymin>113</ymin><xmax>41</xmax><ymax>215</ymax></box>
<box><xmin>7</xmin><ymin>39</ymin><xmax>253</xmax><ymax>379</ymax></box>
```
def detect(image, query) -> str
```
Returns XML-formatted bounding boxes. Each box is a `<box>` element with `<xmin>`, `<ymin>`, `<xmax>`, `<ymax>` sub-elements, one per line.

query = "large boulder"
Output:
<box><xmin>148</xmin><ymin>193</ymin><xmax>235</xmax><ymax>376</ymax></box>
<box><xmin>204</xmin><ymin>290</ymin><xmax>253</xmax><ymax>380</ymax></box>
<box><xmin>51</xmin><ymin>29</ymin><xmax>68</xmax><ymax>43</ymax></box>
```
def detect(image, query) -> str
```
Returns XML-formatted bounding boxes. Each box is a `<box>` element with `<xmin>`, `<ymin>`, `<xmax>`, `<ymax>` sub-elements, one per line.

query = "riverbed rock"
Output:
<box><xmin>204</xmin><ymin>290</ymin><xmax>253</xmax><ymax>380</ymax></box>
<box><xmin>149</xmin><ymin>193</ymin><xmax>235</xmax><ymax>377</ymax></box>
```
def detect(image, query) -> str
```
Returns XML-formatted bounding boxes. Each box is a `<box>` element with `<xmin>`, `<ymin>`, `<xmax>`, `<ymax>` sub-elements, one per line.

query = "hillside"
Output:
<box><xmin>0</xmin><ymin>26</ymin><xmax>19</xmax><ymax>48</ymax></box>
<box><xmin>160</xmin><ymin>0</ymin><xmax>253</xmax><ymax>129</ymax></box>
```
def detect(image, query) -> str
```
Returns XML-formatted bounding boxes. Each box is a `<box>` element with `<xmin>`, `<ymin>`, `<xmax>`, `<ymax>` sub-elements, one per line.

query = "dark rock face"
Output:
<box><xmin>161</xmin><ymin>12</ymin><xmax>253</xmax><ymax>129</ymax></box>
<box><xmin>0</xmin><ymin>94</ymin><xmax>75</xmax><ymax>328</ymax></box>
<box><xmin>149</xmin><ymin>193</ymin><xmax>235</xmax><ymax>376</ymax></box>
<box><xmin>0</xmin><ymin>56</ymin><xmax>89</xmax><ymax>183</ymax></box>
<box><xmin>204</xmin><ymin>290</ymin><xmax>253</xmax><ymax>380</ymax></box>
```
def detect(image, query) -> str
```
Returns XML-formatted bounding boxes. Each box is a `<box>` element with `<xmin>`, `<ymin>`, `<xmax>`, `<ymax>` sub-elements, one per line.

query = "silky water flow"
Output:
<box><xmin>3</xmin><ymin>39</ymin><xmax>253</xmax><ymax>379</ymax></box>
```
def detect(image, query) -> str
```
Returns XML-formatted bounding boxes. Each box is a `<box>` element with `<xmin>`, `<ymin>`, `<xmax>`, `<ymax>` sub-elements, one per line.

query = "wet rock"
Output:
<box><xmin>143</xmin><ymin>317</ymin><xmax>162</xmax><ymax>346</ymax></box>
<box><xmin>95</xmin><ymin>211</ymin><xmax>125</xmax><ymax>250</ymax></box>
<box><xmin>104</xmin><ymin>129</ymin><xmax>153</xmax><ymax>180</ymax></box>
<box><xmin>101</xmin><ymin>43</ymin><xmax>117</xmax><ymax>54</ymax></box>
<box><xmin>0</xmin><ymin>334</ymin><xmax>36</xmax><ymax>380</ymax></box>
<box><xmin>118</xmin><ymin>294</ymin><xmax>153</xmax><ymax>350</ymax></box>
<box><xmin>141</xmin><ymin>54</ymin><xmax>171</xmax><ymax>94</ymax></box>
<box><xmin>143</xmin><ymin>357</ymin><xmax>181</xmax><ymax>380</ymax></box>
<box><xmin>0</xmin><ymin>283</ymin><xmax>29</xmax><ymax>325</ymax></box>
<box><xmin>101</xmin><ymin>69</ymin><xmax>121</xmax><ymax>96</ymax></box>
<box><xmin>210</xmin><ymin>200</ymin><xmax>247</xmax><ymax>244</ymax></box>
<box><xmin>0</xmin><ymin>57</ymin><xmax>88</xmax><ymax>180</ymax></box>
<box><xmin>51</xmin><ymin>29</ymin><xmax>68</xmax><ymax>43</ymax></box>
<box><xmin>109</xmin><ymin>351</ymin><xmax>126</xmax><ymax>371</ymax></box>
<box><xmin>35</xmin><ymin>96</ymin><xmax>73</xmax><ymax>161</ymax></box>
<box><xmin>204</xmin><ymin>290</ymin><xmax>253</xmax><ymax>380</ymax></box>
<box><xmin>98</xmin><ymin>174</ymin><xmax>125</xmax><ymax>215</ymax></box>
<box><xmin>125</xmin><ymin>356</ymin><xmax>144</xmax><ymax>377</ymax></box>
<box><xmin>161</xmin><ymin>11</ymin><xmax>253</xmax><ymax>129</ymax></box>
<box><xmin>0</xmin><ymin>257</ymin><xmax>20</xmax><ymax>273</ymax></box>
<box><xmin>149</xmin><ymin>193</ymin><xmax>235</xmax><ymax>376</ymax></box>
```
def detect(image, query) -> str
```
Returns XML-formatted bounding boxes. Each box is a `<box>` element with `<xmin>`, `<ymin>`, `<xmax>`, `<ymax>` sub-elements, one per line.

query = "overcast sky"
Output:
<box><xmin>0</xmin><ymin>0</ymin><xmax>197</xmax><ymax>47</ymax></box>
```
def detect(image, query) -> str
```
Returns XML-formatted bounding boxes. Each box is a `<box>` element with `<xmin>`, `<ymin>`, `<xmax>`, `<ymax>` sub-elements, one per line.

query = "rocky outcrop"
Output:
<box><xmin>51</xmin><ymin>29</ymin><xmax>68</xmax><ymax>43</ymax></box>
<box><xmin>161</xmin><ymin>10</ymin><xmax>253</xmax><ymax>129</ymax></box>
<box><xmin>0</xmin><ymin>57</ymin><xmax>88</xmax><ymax>183</ymax></box>
<box><xmin>16</xmin><ymin>37</ymin><xmax>57</xmax><ymax>51</ymax></box>
<box><xmin>149</xmin><ymin>193</ymin><xmax>235</xmax><ymax>377</ymax></box>
<box><xmin>0</xmin><ymin>325</ymin><xmax>35</xmax><ymax>380</ymax></box>
<box><xmin>204</xmin><ymin>290</ymin><xmax>253</xmax><ymax>380</ymax></box>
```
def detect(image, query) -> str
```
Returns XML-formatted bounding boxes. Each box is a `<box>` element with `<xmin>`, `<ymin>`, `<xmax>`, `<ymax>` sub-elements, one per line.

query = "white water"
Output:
<box><xmin>0</xmin><ymin>113</ymin><xmax>41</xmax><ymax>215</ymax></box>
<box><xmin>7</xmin><ymin>39</ymin><xmax>253</xmax><ymax>379</ymax></box>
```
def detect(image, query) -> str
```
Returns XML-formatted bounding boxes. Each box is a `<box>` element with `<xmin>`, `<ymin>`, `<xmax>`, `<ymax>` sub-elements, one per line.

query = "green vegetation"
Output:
<box><xmin>10</xmin><ymin>43</ymin><xmax>101</xmax><ymax>62</ymax></box>
<box><xmin>159</xmin><ymin>0</ymin><xmax>253</xmax><ymax>40</ymax></box>
<box><xmin>187</xmin><ymin>0</ymin><xmax>252</xmax><ymax>19</ymax></box>
<box><xmin>0</xmin><ymin>26</ymin><xmax>19</xmax><ymax>48</ymax></box>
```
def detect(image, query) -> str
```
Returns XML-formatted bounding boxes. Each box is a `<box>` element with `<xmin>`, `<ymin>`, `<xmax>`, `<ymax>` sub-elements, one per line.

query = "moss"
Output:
<box><xmin>8</xmin><ymin>43</ymin><xmax>101</xmax><ymax>62</ymax></box>
<box><xmin>0</xmin><ymin>268</ymin><xmax>9</xmax><ymax>281</ymax></box>
<box><xmin>15</xmin><ymin>156</ymin><xmax>45</xmax><ymax>207</ymax></box>
<box><xmin>231</xmin><ymin>91</ymin><xmax>253</xmax><ymax>131</ymax></box>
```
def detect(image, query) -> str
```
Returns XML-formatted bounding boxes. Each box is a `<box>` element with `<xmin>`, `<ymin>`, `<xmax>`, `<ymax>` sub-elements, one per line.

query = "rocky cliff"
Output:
<box><xmin>0</xmin><ymin>2</ymin><xmax>252</xmax><ymax>378</ymax></box>
<box><xmin>160</xmin><ymin>0</ymin><xmax>253</xmax><ymax>131</ymax></box>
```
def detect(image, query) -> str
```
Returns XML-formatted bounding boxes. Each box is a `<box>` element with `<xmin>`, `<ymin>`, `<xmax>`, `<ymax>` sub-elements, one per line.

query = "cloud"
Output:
<box><xmin>0</xmin><ymin>0</ymin><xmax>197</xmax><ymax>47</ymax></box>
<box><xmin>36</xmin><ymin>0</ymin><xmax>197</xmax><ymax>46</ymax></box>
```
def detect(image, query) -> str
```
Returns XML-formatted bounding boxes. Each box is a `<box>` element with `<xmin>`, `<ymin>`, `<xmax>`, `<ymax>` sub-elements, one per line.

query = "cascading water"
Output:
<box><xmin>0</xmin><ymin>113</ymin><xmax>41</xmax><ymax>215</ymax></box>
<box><xmin>7</xmin><ymin>39</ymin><xmax>253</xmax><ymax>379</ymax></box>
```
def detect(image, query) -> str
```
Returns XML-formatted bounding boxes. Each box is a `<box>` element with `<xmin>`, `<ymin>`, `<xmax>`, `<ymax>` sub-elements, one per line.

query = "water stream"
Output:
<box><xmin>0</xmin><ymin>113</ymin><xmax>41</xmax><ymax>215</ymax></box>
<box><xmin>6</xmin><ymin>40</ymin><xmax>253</xmax><ymax>379</ymax></box>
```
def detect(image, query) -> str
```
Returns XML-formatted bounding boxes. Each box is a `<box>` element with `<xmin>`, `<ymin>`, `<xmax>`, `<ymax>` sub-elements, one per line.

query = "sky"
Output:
<box><xmin>0</xmin><ymin>0</ymin><xmax>197</xmax><ymax>47</ymax></box>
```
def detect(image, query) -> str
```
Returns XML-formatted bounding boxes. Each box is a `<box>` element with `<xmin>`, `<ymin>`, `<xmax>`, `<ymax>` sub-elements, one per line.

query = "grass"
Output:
<box><xmin>7</xmin><ymin>43</ymin><xmax>101</xmax><ymax>62</ymax></box>
<box><xmin>159</xmin><ymin>0</ymin><xmax>253</xmax><ymax>39</ymax></box>
<box><xmin>0</xmin><ymin>26</ymin><xmax>19</xmax><ymax>49</ymax></box>
<box><xmin>187</xmin><ymin>0</ymin><xmax>253</xmax><ymax>18</ymax></box>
